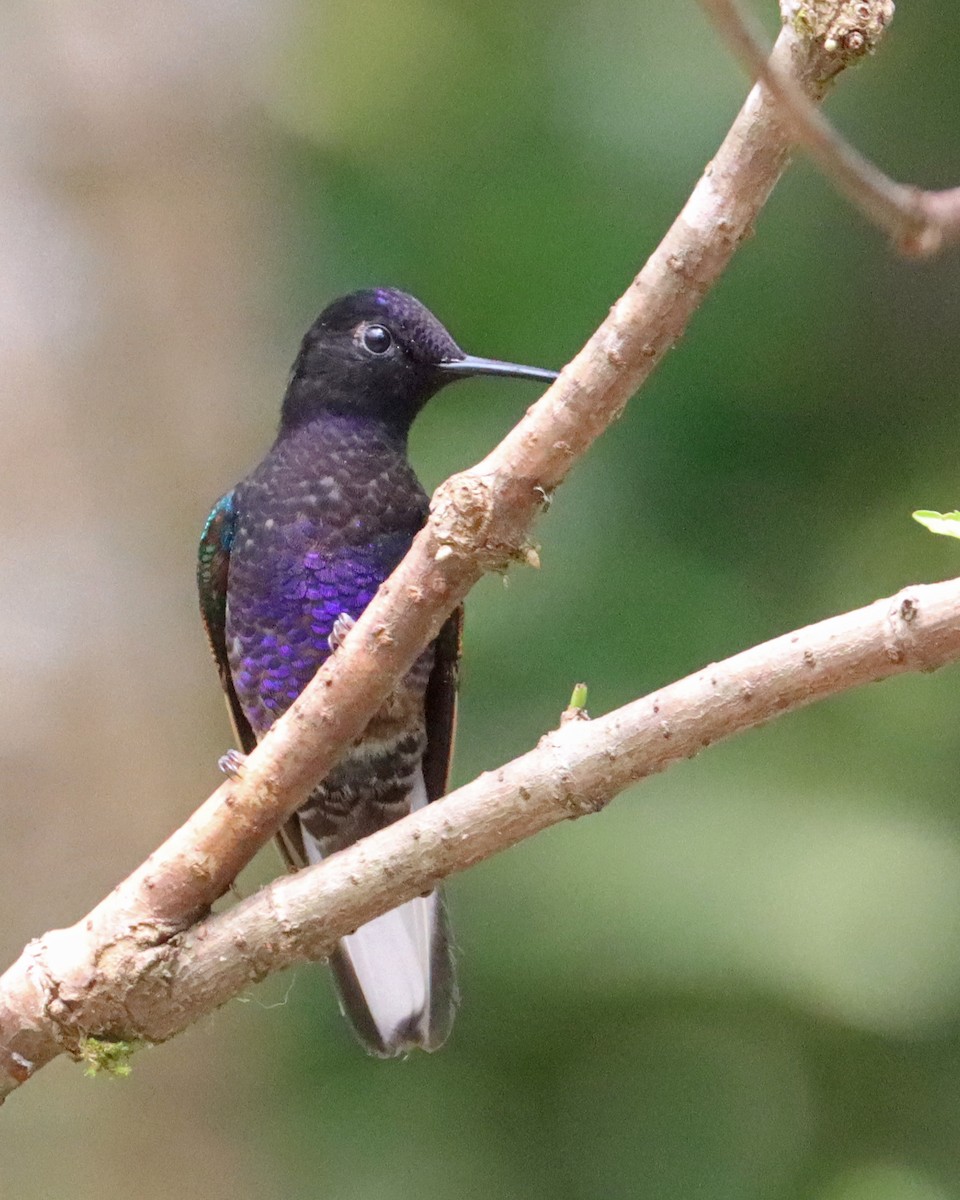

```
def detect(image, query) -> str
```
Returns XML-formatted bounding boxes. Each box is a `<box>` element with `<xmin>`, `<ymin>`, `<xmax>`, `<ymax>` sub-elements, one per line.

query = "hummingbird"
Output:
<box><xmin>197</xmin><ymin>287</ymin><xmax>557</xmax><ymax>1056</ymax></box>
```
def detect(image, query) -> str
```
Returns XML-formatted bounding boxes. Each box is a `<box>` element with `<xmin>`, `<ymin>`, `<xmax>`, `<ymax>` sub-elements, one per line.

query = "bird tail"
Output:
<box><xmin>329</xmin><ymin>889</ymin><xmax>456</xmax><ymax>1057</ymax></box>
<box><xmin>296</xmin><ymin>767</ymin><xmax>458</xmax><ymax>1057</ymax></box>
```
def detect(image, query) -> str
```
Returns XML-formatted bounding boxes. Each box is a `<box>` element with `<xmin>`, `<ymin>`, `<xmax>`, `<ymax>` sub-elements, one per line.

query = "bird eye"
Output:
<box><xmin>362</xmin><ymin>324</ymin><xmax>392</xmax><ymax>355</ymax></box>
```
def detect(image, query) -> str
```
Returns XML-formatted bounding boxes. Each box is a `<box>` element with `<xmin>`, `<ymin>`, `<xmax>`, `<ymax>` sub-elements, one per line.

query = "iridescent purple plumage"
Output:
<box><xmin>226</xmin><ymin>412</ymin><xmax>432</xmax><ymax>750</ymax></box>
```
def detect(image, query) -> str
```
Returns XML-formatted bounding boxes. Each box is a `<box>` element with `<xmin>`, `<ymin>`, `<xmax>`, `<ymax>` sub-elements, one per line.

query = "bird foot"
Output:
<box><xmin>328</xmin><ymin>611</ymin><xmax>356</xmax><ymax>653</ymax></box>
<box><xmin>218</xmin><ymin>748</ymin><xmax>247</xmax><ymax>779</ymax></box>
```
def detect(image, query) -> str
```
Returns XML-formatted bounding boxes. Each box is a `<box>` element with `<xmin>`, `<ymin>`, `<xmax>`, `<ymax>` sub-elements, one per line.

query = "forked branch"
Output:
<box><xmin>0</xmin><ymin>4</ymin><xmax>906</xmax><ymax>1102</ymax></box>
<box><xmin>700</xmin><ymin>0</ymin><xmax>960</xmax><ymax>255</ymax></box>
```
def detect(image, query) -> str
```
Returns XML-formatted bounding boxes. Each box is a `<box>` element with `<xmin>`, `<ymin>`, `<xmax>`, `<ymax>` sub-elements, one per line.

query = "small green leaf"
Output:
<box><xmin>912</xmin><ymin>510</ymin><xmax>960</xmax><ymax>539</ymax></box>
<box><xmin>561</xmin><ymin>683</ymin><xmax>590</xmax><ymax>725</ymax></box>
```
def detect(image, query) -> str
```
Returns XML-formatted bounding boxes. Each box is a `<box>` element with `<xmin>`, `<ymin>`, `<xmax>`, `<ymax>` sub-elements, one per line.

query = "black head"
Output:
<box><xmin>280</xmin><ymin>287</ymin><xmax>557</xmax><ymax>437</ymax></box>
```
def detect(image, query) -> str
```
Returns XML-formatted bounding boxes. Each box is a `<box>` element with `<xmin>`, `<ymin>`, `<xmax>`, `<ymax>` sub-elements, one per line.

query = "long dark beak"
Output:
<box><xmin>436</xmin><ymin>354</ymin><xmax>558</xmax><ymax>385</ymax></box>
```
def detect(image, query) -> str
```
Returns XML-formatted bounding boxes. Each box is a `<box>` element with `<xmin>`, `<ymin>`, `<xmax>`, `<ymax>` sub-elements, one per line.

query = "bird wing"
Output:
<box><xmin>197</xmin><ymin>490</ymin><xmax>257</xmax><ymax>756</ymax></box>
<box><xmin>422</xmin><ymin>606</ymin><xmax>463</xmax><ymax>803</ymax></box>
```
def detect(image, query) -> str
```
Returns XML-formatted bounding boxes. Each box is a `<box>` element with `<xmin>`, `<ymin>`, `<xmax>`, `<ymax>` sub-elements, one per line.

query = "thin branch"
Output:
<box><xmin>0</xmin><ymin>9</ymin><xmax>882</xmax><ymax>1101</ymax></box>
<box><xmin>136</xmin><ymin>578</ymin><xmax>960</xmax><ymax>1034</ymax></box>
<box><xmin>700</xmin><ymin>0</ymin><xmax>960</xmax><ymax>256</ymax></box>
<box><xmin>12</xmin><ymin>578</ymin><xmax>960</xmax><ymax>1053</ymax></box>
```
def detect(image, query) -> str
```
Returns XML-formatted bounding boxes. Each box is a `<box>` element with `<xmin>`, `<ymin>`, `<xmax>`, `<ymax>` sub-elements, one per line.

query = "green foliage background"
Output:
<box><xmin>3</xmin><ymin>3</ymin><xmax>960</xmax><ymax>1198</ymax></box>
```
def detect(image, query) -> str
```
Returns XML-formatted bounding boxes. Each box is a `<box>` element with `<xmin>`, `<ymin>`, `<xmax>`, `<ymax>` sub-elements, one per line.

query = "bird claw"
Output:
<box><xmin>328</xmin><ymin>611</ymin><xmax>356</xmax><ymax>653</ymax></box>
<box><xmin>218</xmin><ymin>748</ymin><xmax>247</xmax><ymax>779</ymax></box>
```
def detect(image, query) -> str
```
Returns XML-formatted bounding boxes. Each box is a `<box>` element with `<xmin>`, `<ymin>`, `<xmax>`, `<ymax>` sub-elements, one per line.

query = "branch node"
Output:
<box><xmin>430</xmin><ymin>472</ymin><xmax>507</xmax><ymax>568</ymax></box>
<box><xmin>561</xmin><ymin>780</ymin><xmax>606</xmax><ymax>819</ymax></box>
<box><xmin>781</xmin><ymin>0</ymin><xmax>894</xmax><ymax>63</ymax></box>
<box><xmin>431</xmin><ymin>471</ymin><xmax>539</xmax><ymax>572</ymax></box>
<box><xmin>885</xmin><ymin>589</ymin><xmax>921</xmax><ymax>666</ymax></box>
<box><xmin>533</xmin><ymin>485</ymin><xmax>554</xmax><ymax>511</ymax></box>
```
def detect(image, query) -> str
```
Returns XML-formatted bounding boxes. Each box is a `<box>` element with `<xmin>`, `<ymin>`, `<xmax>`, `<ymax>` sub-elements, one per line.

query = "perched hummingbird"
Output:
<box><xmin>197</xmin><ymin>287</ymin><xmax>557</xmax><ymax>1056</ymax></box>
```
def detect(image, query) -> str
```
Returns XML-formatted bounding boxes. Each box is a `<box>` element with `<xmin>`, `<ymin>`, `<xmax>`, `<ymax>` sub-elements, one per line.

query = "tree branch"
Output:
<box><xmin>115</xmin><ymin>578</ymin><xmax>960</xmax><ymax>1036</ymax></box>
<box><xmin>700</xmin><ymin>0</ymin><xmax>960</xmax><ymax>256</ymax></box>
<box><xmin>0</xmin><ymin>5</ymin><xmax>895</xmax><ymax>1101</ymax></box>
<box><xmin>10</xmin><ymin>578</ymin><xmax>960</xmax><ymax>1057</ymax></box>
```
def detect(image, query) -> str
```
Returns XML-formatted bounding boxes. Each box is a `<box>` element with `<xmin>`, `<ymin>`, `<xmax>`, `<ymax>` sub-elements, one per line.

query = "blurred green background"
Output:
<box><xmin>2</xmin><ymin>2</ymin><xmax>960</xmax><ymax>1197</ymax></box>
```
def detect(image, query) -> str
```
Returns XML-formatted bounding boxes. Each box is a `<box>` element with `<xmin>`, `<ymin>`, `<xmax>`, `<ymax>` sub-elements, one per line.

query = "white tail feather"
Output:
<box><xmin>337</xmin><ymin>894</ymin><xmax>437</xmax><ymax>1046</ymax></box>
<box><xmin>300</xmin><ymin>770</ymin><xmax>440</xmax><ymax>1051</ymax></box>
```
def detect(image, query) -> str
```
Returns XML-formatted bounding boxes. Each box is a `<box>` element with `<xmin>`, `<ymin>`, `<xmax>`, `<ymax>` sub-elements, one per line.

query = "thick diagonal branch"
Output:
<box><xmin>0</xmin><ymin>11</ymin><xmax>883</xmax><ymax>1101</ymax></box>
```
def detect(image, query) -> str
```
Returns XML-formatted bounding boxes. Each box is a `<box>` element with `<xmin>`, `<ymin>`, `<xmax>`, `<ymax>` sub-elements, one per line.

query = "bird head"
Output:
<box><xmin>280</xmin><ymin>287</ymin><xmax>558</xmax><ymax>436</ymax></box>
